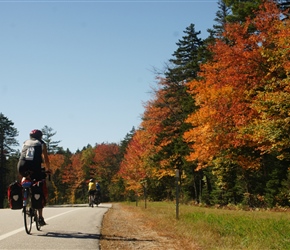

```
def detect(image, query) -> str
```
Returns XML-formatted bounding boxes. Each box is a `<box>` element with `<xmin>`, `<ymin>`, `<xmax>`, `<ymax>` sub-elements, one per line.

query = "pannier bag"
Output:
<box><xmin>8</xmin><ymin>181</ymin><xmax>23</xmax><ymax>210</ymax></box>
<box><xmin>31</xmin><ymin>181</ymin><xmax>44</xmax><ymax>209</ymax></box>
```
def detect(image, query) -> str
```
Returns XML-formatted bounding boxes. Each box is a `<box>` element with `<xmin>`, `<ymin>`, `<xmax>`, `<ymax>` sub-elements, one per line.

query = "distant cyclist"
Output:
<box><xmin>95</xmin><ymin>181</ymin><xmax>101</xmax><ymax>194</ymax></box>
<box><xmin>95</xmin><ymin>181</ymin><xmax>101</xmax><ymax>205</ymax></box>
<box><xmin>17</xmin><ymin>129</ymin><xmax>51</xmax><ymax>226</ymax></box>
<box><xmin>88</xmin><ymin>179</ymin><xmax>96</xmax><ymax>206</ymax></box>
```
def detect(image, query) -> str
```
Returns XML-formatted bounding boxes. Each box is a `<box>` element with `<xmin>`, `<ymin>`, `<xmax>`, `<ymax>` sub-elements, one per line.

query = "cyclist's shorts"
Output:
<box><xmin>88</xmin><ymin>190</ymin><xmax>96</xmax><ymax>195</ymax></box>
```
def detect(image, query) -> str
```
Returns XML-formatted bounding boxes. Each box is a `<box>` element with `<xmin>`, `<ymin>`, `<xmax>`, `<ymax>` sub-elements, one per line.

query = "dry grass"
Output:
<box><xmin>101</xmin><ymin>202</ymin><xmax>290</xmax><ymax>250</ymax></box>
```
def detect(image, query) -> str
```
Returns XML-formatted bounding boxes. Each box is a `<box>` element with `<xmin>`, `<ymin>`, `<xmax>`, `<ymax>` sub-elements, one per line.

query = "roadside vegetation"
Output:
<box><xmin>122</xmin><ymin>201</ymin><xmax>290</xmax><ymax>250</ymax></box>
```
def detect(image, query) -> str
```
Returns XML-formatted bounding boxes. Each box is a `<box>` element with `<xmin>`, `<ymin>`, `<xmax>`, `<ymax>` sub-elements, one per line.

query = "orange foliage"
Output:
<box><xmin>62</xmin><ymin>153</ymin><xmax>85</xmax><ymax>203</ymax></box>
<box><xmin>184</xmin><ymin>1</ymin><xmax>289</xmax><ymax>169</ymax></box>
<box><xmin>48</xmin><ymin>154</ymin><xmax>65</xmax><ymax>173</ymax></box>
<box><xmin>119</xmin><ymin>81</ymin><xmax>179</xmax><ymax>191</ymax></box>
<box><xmin>119</xmin><ymin>130</ymin><xmax>148</xmax><ymax>191</ymax></box>
<box><xmin>92</xmin><ymin>143</ymin><xmax>120</xmax><ymax>181</ymax></box>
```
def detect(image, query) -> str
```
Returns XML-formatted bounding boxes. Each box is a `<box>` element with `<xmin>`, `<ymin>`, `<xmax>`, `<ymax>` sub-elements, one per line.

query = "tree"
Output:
<box><xmin>0</xmin><ymin>113</ymin><xmax>18</xmax><ymax>208</ymax></box>
<box><xmin>62</xmin><ymin>153</ymin><xmax>85</xmax><ymax>203</ymax></box>
<box><xmin>224</xmin><ymin>0</ymin><xmax>263</xmax><ymax>22</ymax></box>
<box><xmin>166</xmin><ymin>23</ymin><xmax>204</xmax><ymax>82</ymax></box>
<box><xmin>119</xmin><ymin>127</ymin><xmax>135</xmax><ymax>158</ymax></box>
<box><xmin>208</xmin><ymin>0</ymin><xmax>231</xmax><ymax>39</ymax></box>
<box><xmin>93</xmin><ymin>143</ymin><xmax>121</xmax><ymax>202</ymax></box>
<box><xmin>152</xmin><ymin>24</ymin><xmax>204</xmax><ymax>201</ymax></box>
<box><xmin>184</xmin><ymin>1</ymin><xmax>290</xmax><ymax>206</ymax></box>
<box><xmin>41</xmin><ymin>126</ymin><xmax>61</xmax><ymax>154</ymax></box>
<box><xmin>119</xmin><ymin>130</ymin><xmax>148</xmax><ymax>195</ymax></box>
<box><xmin>48</xmin><ymin>154</ymin><xmax>65</xmax><ymax>204</ymax></box>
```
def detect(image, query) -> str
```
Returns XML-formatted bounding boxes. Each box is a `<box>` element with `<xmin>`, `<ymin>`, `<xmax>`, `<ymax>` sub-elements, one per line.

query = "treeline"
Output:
<box><xmin>1</xmin><ymin>0</ymin><xmax>290</xmax><ymax>209</ymax></box>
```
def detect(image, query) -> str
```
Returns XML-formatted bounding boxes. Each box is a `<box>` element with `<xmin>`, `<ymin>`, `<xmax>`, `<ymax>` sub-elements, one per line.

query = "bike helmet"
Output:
<box><xmin>30</xmin><ymin>129</ymin><xmax>43</xmax><ymax>140</ymax></box>
<box><xmin>90</xmin><ymin>179</ymin><xmax>93</xmax><ymax>182</ymax></box>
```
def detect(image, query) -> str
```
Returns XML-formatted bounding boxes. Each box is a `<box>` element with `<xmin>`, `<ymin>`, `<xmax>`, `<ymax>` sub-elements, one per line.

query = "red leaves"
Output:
<box><xmin>185</xmin><ymin>1</ymin><xmax>290</xmax><ymax>168</ymax></box>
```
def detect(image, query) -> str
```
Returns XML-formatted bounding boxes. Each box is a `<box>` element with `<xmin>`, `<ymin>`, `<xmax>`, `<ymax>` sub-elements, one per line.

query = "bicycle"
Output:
<box><xmin>88</xmin><ymin>191</ymin><xmax>95</xmax><ymax>208</ymax></box>
<box><xmin>21</xmin><ymin>170</ymin><xmax>50</xmax><ymax>234</ymax></box>
<box><xmin>21</xmin><ymin>179</ymin><xmax>42</xmax><ymax>234</ymax></box>
<box><xmin>94</xmin><ymin>191</ymin><xmax>101</xmax><ymax>206</ymax></box>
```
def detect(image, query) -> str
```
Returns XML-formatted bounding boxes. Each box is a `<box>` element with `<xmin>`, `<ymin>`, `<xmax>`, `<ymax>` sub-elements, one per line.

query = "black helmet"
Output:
<box><xmin>30</xmin><ymin>129</ymin><xmax>43</xmax><ymax>140</ymax></box>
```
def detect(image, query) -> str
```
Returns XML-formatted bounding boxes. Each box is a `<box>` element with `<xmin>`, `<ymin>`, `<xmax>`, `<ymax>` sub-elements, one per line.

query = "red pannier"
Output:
<box><xmin>7</xmin><ymin>181</ymin><xmax>23</xmax><ymax>210</ymax></box>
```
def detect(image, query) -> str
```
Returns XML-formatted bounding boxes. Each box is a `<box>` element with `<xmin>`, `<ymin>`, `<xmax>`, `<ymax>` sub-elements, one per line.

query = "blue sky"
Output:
<box><xmin>0</xmin><ymin>0</ymin><xmax>218</xmax><ymax>153</ymax></box>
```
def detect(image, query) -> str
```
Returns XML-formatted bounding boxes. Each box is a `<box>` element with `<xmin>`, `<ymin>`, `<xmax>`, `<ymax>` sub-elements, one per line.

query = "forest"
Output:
<box><xmin>1</xmin><ymin>0</ymin><xmax>290</xmax><ymax>209</ymax></box>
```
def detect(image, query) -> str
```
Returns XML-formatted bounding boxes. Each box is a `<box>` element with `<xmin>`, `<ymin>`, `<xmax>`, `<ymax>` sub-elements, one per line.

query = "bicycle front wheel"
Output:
<box><xmin>23</xmin><ymin>204</ymin><xmax>32</xmax><ymax>234</ymax></box>
<box><xmin>34</xmin><ymin>209</ymin><xmax>42</xmax><ymax>231</ymax></box>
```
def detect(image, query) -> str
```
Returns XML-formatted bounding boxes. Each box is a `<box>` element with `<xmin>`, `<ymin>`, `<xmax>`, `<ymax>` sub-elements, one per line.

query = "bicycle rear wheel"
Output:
<box><xmin>23</xmin><ymin>203</ymin><xmax>32</xmax><ymax>234</ymax></box>
<box><xmin>89</xmin><ymin>195</ymin><xmax>94</xmax><ymax>207</ymax></box>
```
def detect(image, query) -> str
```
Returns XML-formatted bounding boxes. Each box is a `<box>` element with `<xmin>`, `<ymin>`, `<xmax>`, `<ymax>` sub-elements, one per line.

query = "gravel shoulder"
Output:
<box><xmin>99</xmin><ymin>203</ymin><xmax>180</xmax><ymax>250</ymax></box>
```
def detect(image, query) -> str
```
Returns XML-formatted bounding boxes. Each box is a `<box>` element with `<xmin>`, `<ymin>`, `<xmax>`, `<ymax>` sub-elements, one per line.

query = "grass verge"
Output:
<box><xmin>122</xmin><ymin>201</ymin><xmax>290</xmax><ymax>249</ymax></box>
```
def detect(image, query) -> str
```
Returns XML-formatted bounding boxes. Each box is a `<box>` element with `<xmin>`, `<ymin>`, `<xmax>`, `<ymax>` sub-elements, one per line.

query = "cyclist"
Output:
<box><xmin>95</xmin><ymin>181</ymin><xmax>101</xmax><ymax>195</ymax></box>
<box><xmin>88</xmin><ymin>179</ymin><xmax>96</xmax><ymax>206</ymax></box>
<box><xmin>95</xmin><ymin>181</ymin><xmax>101</xmax><ymax>205</ymax></box>
<box><xmin>17</xmin><ymin>129</ymin><xmax>51</xmax><ymax>226</ymax></box>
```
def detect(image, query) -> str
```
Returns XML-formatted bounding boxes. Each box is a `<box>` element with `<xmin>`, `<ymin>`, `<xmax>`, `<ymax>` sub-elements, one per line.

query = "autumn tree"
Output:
<box><xmin>151</xmin><ymin>23</ymin><xmax>206</xmax><ymax>201</ymax></box>
<box><xmin>48</xmin><ymin>154</ymin><xmax>65</xmax><ymax>204</ymax></box>
<box><xmin>184</xmin><ymin>1</ymin><xmax>290</xmax><ymax>206</ymax></box>
<box><xmin>119</xmin><ymin>130</ymin><xmax>148</xmax><ymax>197</ymax></box>
<box><xmin>93</xmin><ymin>143</ymin><xmax>120</xmax><ymax>202</ymax></box>
<box><xmin>62</xmin><ymin>153</ymin><xmax>85</xmax><ymax>203</ymax></box>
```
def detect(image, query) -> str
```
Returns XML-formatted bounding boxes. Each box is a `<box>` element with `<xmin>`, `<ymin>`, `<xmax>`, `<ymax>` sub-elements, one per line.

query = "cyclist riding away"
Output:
<box><xmin>95</xmin><ymin>181</ymin><xmax>101</xmax><ymax>205</ymax></box>
<box><xmin>17</xmin><ymin>129</ymin><xmax>51</xmax><ymax>226</ymax></box>
<box><xmin>88</xmin><ymin>179</ymin><xmax>96</xmax><ymax>207</ymax></box>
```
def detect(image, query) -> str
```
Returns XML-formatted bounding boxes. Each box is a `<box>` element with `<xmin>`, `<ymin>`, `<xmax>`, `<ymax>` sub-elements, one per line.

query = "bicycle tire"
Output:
<box><xmin>23</xmin><ymin>202</ymin><xmax>32</xmax><ymax>234</ymax></box>
<box><xmin>89</xmin><ymin>195</ymin><xmax>94</xmax><ymax>207</ymax></box>
<box><xmin>34</xmin><ymin>209</ymin><xmax>41</xmax><ymax>231</ymax></box>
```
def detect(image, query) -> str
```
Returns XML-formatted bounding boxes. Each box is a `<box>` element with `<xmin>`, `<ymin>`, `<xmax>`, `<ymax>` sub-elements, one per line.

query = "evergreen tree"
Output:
<box><xmin>208</xmin><ymin>0</ymin><xmax>231</xmax><ymax>39</ymax></box>
<box><xmin>224</xmin><ymin>0</ymin><xmax>263</xmax><ymax>22</ymax></box>
<box><xmin>0</xmin><ymin>113</ymin><xmax>18</xmax><ymax>208</ymax></box>
<box><xmin>41</xmin><ymin>126</ymin><xmax>61</xmax><ymax>154</ymax></box>
<box><xmin>119</xmin><ymin>127</ymin><xmax>135</xmax><ymax>158</ymax></box>
<box><xmin>166</xmin><ymin>23</ymin><xmax>204</xmax><ymax>82</ymax></box>
<box><xmin>152</xmin><ymin>24</ymin><xmax>205</xmax><ymax>202</ymax></box>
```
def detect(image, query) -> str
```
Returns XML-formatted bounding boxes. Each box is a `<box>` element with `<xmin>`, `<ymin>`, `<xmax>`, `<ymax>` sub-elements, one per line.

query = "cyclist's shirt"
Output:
<box><xmin>88</xmin><ymin>182</ymin><xmax>96</xmax><ymax>191</ymax></box>
<box><xmin>17</xmin><ymin>138</ymin><xmax>45</xmax><ymax>179</ymax></box>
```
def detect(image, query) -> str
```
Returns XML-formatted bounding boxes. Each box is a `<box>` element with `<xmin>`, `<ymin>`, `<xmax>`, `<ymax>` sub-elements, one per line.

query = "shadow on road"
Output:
<box><xmin>39</xmin><ymin>231</ymin><xmax>155</xmax><ymax>243</ymax></box>
<box><xmin>41</xmin><ymin>231</ymin><xmax>101</xmax><ymax>239</ymax></box>
<box><xmin>100</xmin><ymin>234</ymin><xmax>155</xmax><ymax>243</ymax></box>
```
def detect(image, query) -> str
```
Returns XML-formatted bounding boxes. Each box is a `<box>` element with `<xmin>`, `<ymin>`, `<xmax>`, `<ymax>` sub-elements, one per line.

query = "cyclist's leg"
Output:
<box><xmin>32</xmin><ymin>171</ymin><xmax>47</xmax><ymax>226</ymax></box>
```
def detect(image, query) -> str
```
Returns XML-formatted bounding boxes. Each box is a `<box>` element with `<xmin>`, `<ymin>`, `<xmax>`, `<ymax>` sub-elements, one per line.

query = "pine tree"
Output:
<box><xmin>41</xmin><ymin>126</ymin><xmax>61</xmax><ymax>154</ymax></box>
<box><xmin>152</xmin><ymin>24</ymin><xmax>205</xmax><ymax>202</ymax></box>
<box><xmin>166</xmin><ymin>23</ymin><xmax>204</xmax><ymax>82</ymax></box>
<box><xmin>0</xmin><ymin>113</ymin><xmax>18</xmax><ymax>208</ymax></box>
<box><xmin>208</xmin><ymin>0</ymin><xmax>231</xmax><ymax>39</ymax></box>
<box><xmin>224</xmin><ymin>0</ymin><xmax>263</xmax><ymax>22</ymax></box>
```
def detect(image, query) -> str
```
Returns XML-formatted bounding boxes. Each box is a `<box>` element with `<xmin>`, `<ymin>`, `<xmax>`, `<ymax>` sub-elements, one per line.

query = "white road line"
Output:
<box><xmin>0</xmin><ymin>208</ymin><xmax>82</xmax><ymax>241</ymax></box>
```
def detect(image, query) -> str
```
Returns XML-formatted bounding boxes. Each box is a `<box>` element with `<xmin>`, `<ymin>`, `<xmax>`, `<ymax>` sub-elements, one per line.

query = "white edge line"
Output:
<box><xmin>0</xmin><ymin>208</ymin><xmax>83</xmax><ymax>241</ymax></box>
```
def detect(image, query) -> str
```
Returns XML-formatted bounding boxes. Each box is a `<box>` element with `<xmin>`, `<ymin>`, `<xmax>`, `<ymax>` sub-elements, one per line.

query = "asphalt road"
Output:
<box><xmin>0</xmin><ymin>203</ymin><xmax>112</xmax><ymax>250</ymax></box>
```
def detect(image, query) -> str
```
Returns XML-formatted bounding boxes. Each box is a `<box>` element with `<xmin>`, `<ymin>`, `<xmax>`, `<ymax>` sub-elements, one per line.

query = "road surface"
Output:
<box><xmin>0</xmin><ymin>204</ymin><xmax>112</xmax><ymax>250</ymax></box>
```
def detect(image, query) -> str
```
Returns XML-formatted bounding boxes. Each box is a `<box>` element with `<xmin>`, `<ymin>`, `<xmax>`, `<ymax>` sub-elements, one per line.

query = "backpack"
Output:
<box><xmin>7</xmin><ymin>181</ymin><xmax>23</xmax><ymax>210</ymax></box>
<box><xmin>31</xmin><ymin>181</ymin><xmax>44</xmax><ymax>209</ymax></box>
